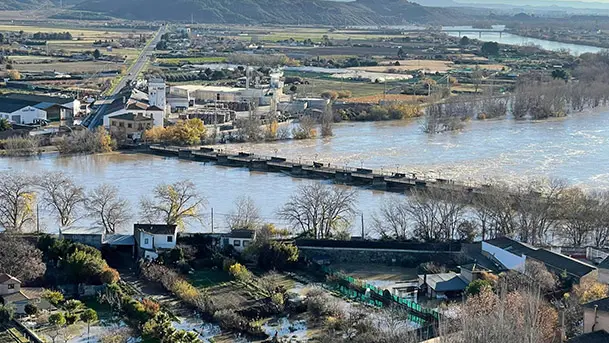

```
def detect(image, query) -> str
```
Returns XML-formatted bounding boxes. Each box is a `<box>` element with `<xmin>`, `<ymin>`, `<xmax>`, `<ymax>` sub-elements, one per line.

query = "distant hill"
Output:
<box><xmin>66</xmin><ymin>0</ymin><xmax>459</xmax><ymax>25</ymax></box>
<box><xmin>0</xmin><ymin>0</ymin><xmax>52</xmax><ymax>10</ymax></box>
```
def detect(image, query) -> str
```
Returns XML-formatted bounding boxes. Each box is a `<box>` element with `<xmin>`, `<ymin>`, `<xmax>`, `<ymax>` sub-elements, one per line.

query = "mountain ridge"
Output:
<box><xmin>2</xmin><ymin>0</ymin><xmax>464</xmax><ymax>25</ymax></box>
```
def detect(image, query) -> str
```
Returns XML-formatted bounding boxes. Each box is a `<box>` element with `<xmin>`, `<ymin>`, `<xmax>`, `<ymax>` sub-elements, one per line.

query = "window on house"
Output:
<box><xmin>111</xmin><ymin>121</ymin><xmax>117</xmax><ymax>126</ymax></box>
<box><xmin>8</xmin><ymin>284</ymin><xmax>14</xmax><ymax>289</ymax></box>
<box><xmin>144</xmin><ymin>238</ymin><xmax>149</xmax><ymax>245</ymax></box>
<box><xmin>243</xmin><ymin>240</ymin><xmax>249</xmax><ymax>247</ymax></box>
<box><xmin>233</xmin><ymin>240</ymin><xmax>241</xmax><ymax>247</ymax></box>
<box><xmin>138</xmin><ymin>124</ymin><xmax>143</xmax><ymax>130</ymax></box>
<box><xmin>127</xmin><ymin>123</ymin><xmax>132</xmax><ymax>128</ymax></box>
<box><xmin>167</xmin><ymin>235</ymin><xmax>173</xmax><ymax>243</ymax></box>
<box><xmin>119</xmin><ymin>122</ymin><xmax>124</xmax><ymax>127</ymax></box>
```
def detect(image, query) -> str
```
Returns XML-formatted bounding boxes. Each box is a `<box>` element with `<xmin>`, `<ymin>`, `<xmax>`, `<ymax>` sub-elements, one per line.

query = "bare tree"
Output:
<box><xmin>372</xmin><ymin>196</ymin><xmax>411</xmax><ymax>240</ymax></box>
<box><xmin>512</xmin><ymin>179</ymin><xmax>566</xmax><ymax>245</ymax></box>
<box><xmin>471</xmin><ymin>66</ymin><xmax>483</xmax><ymax>94</ymax></box>
<box><xmin>592</xmin><ymin>190</ymin><xmax>609</xmax><ymax>247</ymax></box>
<box><xmin>226</xmin><ymin>196</ymin><xmax>261</xmax><ymax>230</ymax></box>
<box><xmin>0</xmin><ymin>174</ymin><xmax>37</xmax><ymax>232</ymax></box>
<box><xmin>557</xmin><ymin>188</ymin><xmax>597</xmax><ymax>246</ymax></box>
<box><xmin>321</xmin><ymin>103</ymin><xmax>334</xmax><ymax>137</ymax></box>
<box><xmin>0</xmin><ymin>234</ymin><xmax>46</xmax><ymax>282</ymax></box>
<box><xmin>86</xmin><ymin>184</ymin><xmax>131</xmax><ymax>234</ymax></box>
<box><xmin>472</xmin><ymin>184</ymin><xmax>518</xmax><ymax>239</ymax></box>
<box><xmin>278</xmin><ymin>183</ymin><xmax>357</xmax><ymax>239</ymax></box>
<box><xmin>407</xmin><ymin>189</ymin><xmax>469</xmax><ymax>242</ymax></box>
<box><xmin>38</xmin><ymin>172</ymin><xmax>86</xmax><ymax>227</ymax></box>
<box><xmin>140</xmin><ymin>180</ymin><xmax>206</xmax><ymax>230</ymax></box>
<box><xmin>292</xmin><ymin>115</ymin><xmax>317</xmax><ymax>139</ymax></box>
<box><xmin>454</xmin><ymin>286</ymin><xmax>558</xmax><ymax>343</ymax></box>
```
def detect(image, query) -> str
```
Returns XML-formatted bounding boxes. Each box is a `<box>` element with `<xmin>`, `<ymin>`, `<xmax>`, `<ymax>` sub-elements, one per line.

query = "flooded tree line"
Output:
<box><xmin>423</xmin><ymin>50</ymin><xmax>609</xmax><ymax>133</ymax></box>
<box><xmin>373</xmin><ymin>179</ymin><xmax>609</xmax><ymax>248</ymax></box>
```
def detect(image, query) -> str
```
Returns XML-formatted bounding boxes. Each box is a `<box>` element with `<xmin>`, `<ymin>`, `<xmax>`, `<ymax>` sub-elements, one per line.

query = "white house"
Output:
<box><xmin>221</xmin><ymin>229</ymin><xmax>256</xmax><ymax>253</ymax></box>
<box><xmin>0</xmin><ymin>273</ymin><xmax>54</xmax><ymax>315</ymax></box>
<box><xmin>134</xmin><ymin>224</ymin><xmax>178</xmax><ymax>260</ymax></box>
<box><xmin>103</xmin><ymin>103</ymin><xmax>164</xmax><ymax>128</ymax></box>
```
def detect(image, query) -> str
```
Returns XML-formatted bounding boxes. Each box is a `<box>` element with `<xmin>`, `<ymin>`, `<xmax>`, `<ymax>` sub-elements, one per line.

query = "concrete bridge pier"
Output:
<box><xmin>250</xmin><ymin>159</ymin><xmax>269</xmax><ymax>171</ymax></box>
<box><xmin>372</xmin><ymin>175</ymin><xmax>387</xmax><ymax>189</ymax></box>
<box><xmin>178</xmin><ymin>149</ymin><xmax>193</xmax><ymax>159</ymax></box>
<box><xmin>336</xmin><ymin>171</ymin><xmax>353</xmax><ymax>183</ymax></box>
<box><xmin>291</xmin><ymin>165</ymin><xmax>306</xmax><ymax>176</ymax></box>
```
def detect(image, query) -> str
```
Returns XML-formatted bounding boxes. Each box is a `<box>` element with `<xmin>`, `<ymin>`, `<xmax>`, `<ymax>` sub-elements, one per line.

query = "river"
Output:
<box><xmin>2</xmin><ymin>109</ymin><xmax>609</xmax><ymax>235</ymax></box>
<box><xmin>443</xmin><ymin>25</ymin><xmax>603</xmax><ymax>55</ymax></box>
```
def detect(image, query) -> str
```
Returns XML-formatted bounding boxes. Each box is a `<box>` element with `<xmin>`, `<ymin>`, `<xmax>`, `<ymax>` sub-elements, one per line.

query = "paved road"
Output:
<box><xmin>83</xmin><ymin>25</ymin><xmax>166</xmax><ymax>129</ymax></box>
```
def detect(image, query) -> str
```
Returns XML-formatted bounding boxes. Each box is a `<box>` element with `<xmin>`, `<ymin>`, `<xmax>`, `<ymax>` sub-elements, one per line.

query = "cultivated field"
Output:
<box><xmin>15</xmin><ymin>61</ymin><xmax>122</xmax><ymax>73</ymax></box>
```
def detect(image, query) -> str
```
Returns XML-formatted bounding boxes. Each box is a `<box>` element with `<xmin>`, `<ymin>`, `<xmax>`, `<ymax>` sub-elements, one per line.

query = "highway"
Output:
<box><xmin>83</xmin><ymin>25</ymin><xmax>166</xmax><ymax>129</ymax></box>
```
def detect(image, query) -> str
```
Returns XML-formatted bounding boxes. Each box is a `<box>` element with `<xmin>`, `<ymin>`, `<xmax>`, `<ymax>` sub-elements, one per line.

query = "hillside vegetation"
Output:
<box><xmin>6</xmin><ymin>0</ymin><xmax>460</xmax><ymax>25</ymax></box>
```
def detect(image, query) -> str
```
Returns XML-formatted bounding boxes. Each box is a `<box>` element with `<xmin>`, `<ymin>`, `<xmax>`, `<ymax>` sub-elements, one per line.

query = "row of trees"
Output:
<box><xmin>0</xmin><ymin>173</ymin><xmax>130</xmax><ymax>233</ymax></box>
<box><xmin>372</xmin><ymin>179</ymin><xmax>609</xmax><ymax>246</ymax></box>
<box><xmin>6</xmin><ymin>170</ymin><xmax>608</xmax><ymax>247</ymax></box>
<box><xmin>143</xmin><ymin>118</ymin><xmax>207</xmax><ymax>146</ymax></box>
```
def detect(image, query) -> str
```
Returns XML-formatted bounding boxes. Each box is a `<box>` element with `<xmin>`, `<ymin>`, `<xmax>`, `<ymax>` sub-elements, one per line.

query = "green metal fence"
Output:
<box><xmin>321</xmin><ymin>265</ymin><xmax>440</xmax><ymax>323</ymax></box>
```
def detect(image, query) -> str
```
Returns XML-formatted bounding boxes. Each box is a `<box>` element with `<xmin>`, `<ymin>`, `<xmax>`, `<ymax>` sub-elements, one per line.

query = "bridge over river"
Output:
<box><xmin>147</xmin><ymin>145</ymin><xmax>488</xmax><ymax>195</ymax></box>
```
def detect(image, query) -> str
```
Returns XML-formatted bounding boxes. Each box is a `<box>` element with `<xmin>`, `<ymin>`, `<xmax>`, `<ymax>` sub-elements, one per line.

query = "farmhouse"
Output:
<box><xmin>0</xmin><ymin>273</ymin><xmax>53</xmax><ymax>315</ymax></box>
<box><xmin>134</xmin><ymin>224</ymin><xmax>178</xmax><ymax>260</ymax></box>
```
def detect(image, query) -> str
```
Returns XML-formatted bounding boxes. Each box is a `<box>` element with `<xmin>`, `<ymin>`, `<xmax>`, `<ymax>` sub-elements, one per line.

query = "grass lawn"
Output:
<box><xmin>157</xmin><ymin>56</ymin><xmax>227</xmax><ymax>65</ymax></box>
<box><xmin>189</xmin><ymin>269</ymin><xmax>233</xmax><ymax>288</ymax></box>
<box><xmin>17</xmin><ymin>61</ymin><xmax>122</xmax><ymax>73</ymax></box>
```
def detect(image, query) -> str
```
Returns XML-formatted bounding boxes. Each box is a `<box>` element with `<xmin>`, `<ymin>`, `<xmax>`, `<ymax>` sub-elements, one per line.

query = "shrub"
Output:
<box><xmin>64</xmin><ymin>299</ymin><xmax>83</xmax><ymax>312</ymax></box>
<box><xmin>172</xmin><ymin>279</ymin><xmax>199</xmax><ymax>302</ymax></box>
<box><xmin>24</xmin><ymin>303</ymin><xmax>39</xmax><ymax>316</ymax></box>
<box><xmin>141</xmin><ymin>298</ymin><xmax>161</xmax><ymax>317</ymax></box>
<box><xmin>305</xmin><ymin>288</ymin><xmax>340</xmax><ymax>318</ymax></box>
<box><xmin>42</xmin><ymin>290</ymin><xmax>64</xmax><ymax>305</ymax></box>
<box><xmin>65</xmin><ymin>312</ymin><xmax>80</xmax><ymax>325</ymax></box>
<box><xmin>1</xmin><ymin>136</ymin><xmax>38</xmax><ymax>156</ymax></box>
<box><xmin>65</xmin><ymin>249</ymin><xmax>109</xmax><ymax>284</ymax></box>
<box><xmin>0</xmin><ymin>306</ymin><xmax>14</xmax><ymax>324</ymax></box>
<box><xmin>466</xmin><ymin>279</ymin><xmax>493</xmax><ymax>296</ymax></box>
<box><xmin>56</xmin><ymin>127</ymin><xmax>115</xmax><ymax>154</ymax></box>
<box><xmin>337</xmin><ymin>90</ymin><xmax>352</xmax><ymax>99</ymax></box>
<box><xmin>222</xmin><ymin>258</ymin><xmax>238</xmax><ymax>272</ymax></box>
<box><xmin>124</xmin><ymin>299</ymin><xmax>148</xmax><ymax>322</ymax></box>
<box><xmin>213</xmin><ymin>309</ymin><xmax>248</xmax><ymax>330</ymax></box>
<box><xmin>271</xmin><ymin>292</ymin><xmax>285</xmax><ymax>310</ymax></box>
<box><xmin>228</xmin><ymin>263</ymin><xmax>253</xmax><ymax>282</ymax></box>
<box><xmin>100</xmin><ymin>267</ymin><xmax>120</xmax><ymax>284</ymax></box>
<box><xmin>257</xmin><ymin>242</ymin><xmax>299</xmax><ymax>271</ymax></box>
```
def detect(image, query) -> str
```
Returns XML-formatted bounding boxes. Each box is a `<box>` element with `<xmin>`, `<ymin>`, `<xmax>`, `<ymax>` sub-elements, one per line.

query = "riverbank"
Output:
<box><xmin>506</xmin><ymin>28</ymin><xmax>609</xmax><ymax>50</ymax></box>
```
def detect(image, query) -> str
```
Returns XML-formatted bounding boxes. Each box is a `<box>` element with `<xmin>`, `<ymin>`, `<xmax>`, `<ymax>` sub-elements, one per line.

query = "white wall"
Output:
<box><xmin>0</xmin><ymin>281</ymin><xmax>20</xmax><ymax>296</ymax></box>
<box><xmin>482</xmin><ymin>241</ymin><xmax>526</xmax><ymax>272</ymax></box>
<box><xmin>153</xmin><ymin>233</ymin><xmax>176</xmax><ymax>250</ymax></box>
<box><xmin>2</xmin><ymin>106</ymin><xmax>47</xmax><ymax>124</ymax></box>
<box><xmin>148</xmin><ymin>109</ymin><xmax>164</xmax><ymax>128</ymax></box>
<box><xmin>139</xmin><ymin>231</ymin><xmax>153</xmax><ymax>250</ymax></box>
<box><xmin>227</xmin><ymin>237</ymin><xmax>251</xmax><ymax>252</ymax></box>
<box><xmin>149</xmin><ymin>81</ymin><xmax>166</xmax><ymax>112</ymax></box>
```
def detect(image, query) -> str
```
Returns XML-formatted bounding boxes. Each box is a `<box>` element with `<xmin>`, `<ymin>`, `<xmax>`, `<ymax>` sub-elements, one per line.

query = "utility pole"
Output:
<box><xmin>361</xmin><ymin>213</ymin><xmax>365</xmax><ymax>239</ymax></box>
<box><xmin>36</xmin><ymin>203</ymin><xmax>40</xmax><ymax>234</ymax></box>
<box><xmin>211</xmin><ymin>208</ymin><xmax>214</xmax><ymax>233</ymax></box>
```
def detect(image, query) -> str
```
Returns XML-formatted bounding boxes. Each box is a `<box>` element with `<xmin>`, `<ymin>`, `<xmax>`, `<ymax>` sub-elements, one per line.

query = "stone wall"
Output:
<box><xmin>299</xmin><ymin>246</ymin><xmax>468</xmax><ymax>268</ymax></box>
